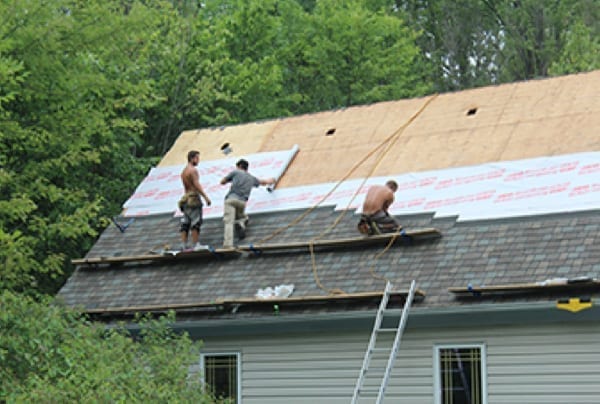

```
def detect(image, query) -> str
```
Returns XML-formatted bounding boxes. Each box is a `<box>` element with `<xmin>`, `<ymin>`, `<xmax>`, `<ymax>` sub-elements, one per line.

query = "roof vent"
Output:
<box><xmin>466</xmin><ymin>107</ymin><xmax>478</xmax><ymax>116</ymax></box>
<box><xmin>325</xmin><ymin>128</ymin><xmax>336</xmax><ymax>136</ymax></box>
<box><xmin>221</xmin><ymin>142</ymin><xmax>233</xmax><ymax>155</ymax></box>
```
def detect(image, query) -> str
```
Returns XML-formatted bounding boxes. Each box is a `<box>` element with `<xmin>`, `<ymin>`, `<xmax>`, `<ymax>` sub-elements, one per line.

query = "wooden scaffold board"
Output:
<box><xmin>85</xmin><ymin>288</ymin><xmax>426</xmax><ymax>315</ymax></box>
<box><xmin>239</xmin><ymin>228</ymin><xmax>441</xmax><ymax>254</ymax></box>
<box><xmin>449</xmin><ymin>277</ymin><xmax>600</xmax><ymax>296</ymax></box>
<box><xmin>71</xmin><ymin>247</ymin><xmax>240</xmax><ymax>267</ymax></box>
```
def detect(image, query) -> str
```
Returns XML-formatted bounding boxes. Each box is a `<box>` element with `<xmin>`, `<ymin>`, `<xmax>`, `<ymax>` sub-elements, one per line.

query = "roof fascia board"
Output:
<box><xmin>120</xmin><ymin>301</ymin><xmax>600</xmax><ymax>338</ymax></box>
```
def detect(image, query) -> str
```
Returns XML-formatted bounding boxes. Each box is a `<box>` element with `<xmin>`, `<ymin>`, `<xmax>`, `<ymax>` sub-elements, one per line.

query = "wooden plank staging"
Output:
<box><xmin>449</xmin><ymin>278</ymin><xmax>600</xmax><ymax>296</ymax></box>
<box><xmin>71</xmin><ymin>228</ymin><xmax>441</xmax><ymax>267</ymax></box>
<box><xmin>85</xmin><ymin>288</ymin><xmax>426</xmax><ymax>315</ymax></box>
<box><xmin>239</xmin><ymin>228</ymin><xmax>441</xmax><ymax>254</ymax></box>
<box><xmin>71</xmin><ymin>248</ymin><xmax>240</xmax><ymax>267</ymax></box>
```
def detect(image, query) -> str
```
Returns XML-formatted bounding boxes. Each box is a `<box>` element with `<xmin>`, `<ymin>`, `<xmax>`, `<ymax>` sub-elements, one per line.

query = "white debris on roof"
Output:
<box><xmin>255</xmin><ymin>284</ymin><xmax>295</xmax><ymax>300</ymax></box>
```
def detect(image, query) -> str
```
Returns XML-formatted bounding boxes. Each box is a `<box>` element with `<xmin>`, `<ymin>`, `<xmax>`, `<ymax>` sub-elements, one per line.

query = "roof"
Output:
<box><xmin>58</xmin><ymin>207</ymin><xmax>600</xmax><ymax>317</ymax></box>
<box><xmin>58</xmin><ymin>71</ymin><xmax>600</xmax><ymax>321</ymax></box>
<box><xmin>159</xmin><ymin>70</ymin><xmax>600</xmax><ymax>188</ymax></box>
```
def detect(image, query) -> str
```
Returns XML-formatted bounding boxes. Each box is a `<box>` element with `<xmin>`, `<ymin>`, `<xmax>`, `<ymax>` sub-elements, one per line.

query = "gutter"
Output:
<box><xmin>122</xmin><ymin>300</ymin><xmax>600</xmax><ymax>339</ymax></box>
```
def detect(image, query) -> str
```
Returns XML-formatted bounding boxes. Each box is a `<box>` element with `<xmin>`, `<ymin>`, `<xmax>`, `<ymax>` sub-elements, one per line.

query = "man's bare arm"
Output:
<box><xmin>382</xmin><ymin>195</ymin><xmax>394</xmax><ymax>213</ymax></box>
<box><xmin>259</xmin><ymin>177</ymin><xmax>276</xmax><ymax>186</ymax></box>
<box><xmin>192</xmin><ymin>170</ymin><xmax>211</xmax><ymax>206</ymax></box>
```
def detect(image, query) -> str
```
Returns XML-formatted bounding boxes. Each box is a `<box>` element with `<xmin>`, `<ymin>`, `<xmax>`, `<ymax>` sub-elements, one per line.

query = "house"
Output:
<box><xmin>59</xmin><ymin>71</ymin><xmax>600</xmax><ymax>404</ymax></box>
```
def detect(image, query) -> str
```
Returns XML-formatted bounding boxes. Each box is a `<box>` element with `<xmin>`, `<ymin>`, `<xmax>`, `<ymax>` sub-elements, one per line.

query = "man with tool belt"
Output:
<box><xmin>178</xmin><ymin>150</ymin><xmax>212</xmax><ymax>251</ymax></box>
<box><xmin>358</xmin><ymin>180</ymin><xmax>402</xmax><ymax>235</ymax></box>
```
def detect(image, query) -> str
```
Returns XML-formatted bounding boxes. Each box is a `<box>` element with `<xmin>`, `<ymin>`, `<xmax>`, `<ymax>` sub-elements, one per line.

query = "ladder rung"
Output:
<box><xmin>371</xmin><ymin>347</ymin><xmax>390</xmax><ymax>352</ymax></box>
<box><xmin>378</xmin><ymin>328</ymin><xmax>397</xmax><ymax>332</ymax></box>
<box><xmin>358</xmin><ymin>388</ymin><xmax>380</xmax><ymax>395</ymax></box>
<box><xmin>361</xmin><ymin>367</ymin><xmax>385</xmax><ymax>376</ymax></box>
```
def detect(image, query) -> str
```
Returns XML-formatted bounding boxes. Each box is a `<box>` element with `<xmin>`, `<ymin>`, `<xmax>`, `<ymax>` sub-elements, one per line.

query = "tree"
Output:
<box><xmin>492</xmin><ymin>0</ymin><xmax>573</xmax><ymax>81</ymax></box>
<box><xmin>395</xmin><ymin>0</ymin><xmax>501</xmax><ymax>91</ymax></box>
<box><xmin>548</xmin><ymin>21</ymin><xmax>600</xmax><ymax>76</ymax></box>
<box><xmin>134</xmin><ymin>1</ymin><xmax>217</xmax><ymax>156</ymax></box>
<box><xmin>293</xmin><ymin>0</ymin><xmax>431</xmax><ymax>112</ymax></box>
<box><xmin>394</xmin><ymin>0</ymin><xmax>600</xmax><ymax>90</ymax></box>
<box><xmin>0</xmin><ymin>291</ymin><xmax>215</xmax><ymax>402</ymax></box>
<box><xmin>193</xmin><ymin>0</ymin><xmax>303</xmax><ymax>123</ymax></box>
<box><xmin>0</xmin><ymin>0</ymin><xmax>160</xmax><ymax>295</ymax></box>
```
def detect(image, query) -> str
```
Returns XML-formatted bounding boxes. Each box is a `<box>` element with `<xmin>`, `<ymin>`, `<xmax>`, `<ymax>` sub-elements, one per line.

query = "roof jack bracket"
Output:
<box><xmin>248</xmin><ymin>244</ymin><xmax>262</xmax><ymax>256</ymax></box>
<box><xmin>207</xmin><ymin>246</ymin><xmax>224</xmax><ymax>259</ymax></box>
<box><xmin>112</xmin><ymin>217</ymin><xmax>134</xmax><ymax>233</ymax></box>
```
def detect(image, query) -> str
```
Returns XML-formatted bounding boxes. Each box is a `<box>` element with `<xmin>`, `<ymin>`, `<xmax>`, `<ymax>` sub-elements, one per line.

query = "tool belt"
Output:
<box><xmin>358</xmin><ymin>212</ymin><xmax>401</xmax><ymax>235</ymax></box>
<box><xmin>178</xmin><ymin>192</ymin><xmax>202</xmax><ymax>210</ymax></box>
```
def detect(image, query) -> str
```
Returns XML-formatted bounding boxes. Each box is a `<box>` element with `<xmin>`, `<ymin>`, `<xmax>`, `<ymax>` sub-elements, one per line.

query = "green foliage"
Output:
<box><xmin>493</xmin><ymin>0</ymin><xmax>571</xmax><ymax>81</ymax></box>
<box><xmin>395</xmin><ymin>0</ymin><xmax>500</xmax><ymax>91</ymax></box>
<box><xmin>549</xmin><ymin>21</ymin><xmax>600</xmax><ymax>76</ymax></box>
<box><xmin>0</xmin><ymin>291</ymin><xmax>214</xmax><ymax>402</ymax></box>
<box><xmin>135</xmin><ymin>0</ymin><xmax>433</xmax><ymax>156</ymax></box>
<box><xmin>298</xmin><ymin>0</ymin><xmax>430</xmax><ymax>111</ymax></box>
<box><xmin>198</xmin><ymin>0</ymin><xmax>302</xmax><ymax>121</ymax></box>
<box><xmin>0</xmin><ymin>0</ymin><xmax>159</xmax><ymax>294</ymax></box>
<box><xmin>395</xmin><ymin>0</ymin><xmax>599</xmax><ymax>90</ymax></box>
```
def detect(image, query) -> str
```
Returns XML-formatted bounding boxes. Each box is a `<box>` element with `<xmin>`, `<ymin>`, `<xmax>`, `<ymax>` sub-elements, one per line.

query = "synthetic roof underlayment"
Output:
<box><xmin>125</xmin><ymin>150</ymin><xmax>600</xmax><ymax>222</ymax></box>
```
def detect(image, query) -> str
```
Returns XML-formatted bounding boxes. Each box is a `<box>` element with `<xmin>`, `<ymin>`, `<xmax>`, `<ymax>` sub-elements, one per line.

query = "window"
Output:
<box><xmin>201</xmin><ymin>352</ymin><xmax>240</xmax><ymax>403</ymax></box>
<box><xmin>434</xmin><ymin>344</ymin><xmax>486</xmax><ymax>404</ymax></box>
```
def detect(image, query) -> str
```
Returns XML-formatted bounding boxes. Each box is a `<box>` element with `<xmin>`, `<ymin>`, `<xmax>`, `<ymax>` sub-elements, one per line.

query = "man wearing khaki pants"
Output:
<box><xmin>220</xmin><ymin>159</ymin><xmax>274</xmax><ymax>248</ymax></box>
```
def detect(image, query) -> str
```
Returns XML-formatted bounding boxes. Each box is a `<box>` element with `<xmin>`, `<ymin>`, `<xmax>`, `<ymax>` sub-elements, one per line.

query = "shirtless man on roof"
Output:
<box><xmin>178</xmin><ymin>150</ymin><xmax>212</xmax><ymax>250</ymax></box>
<box><xmin>358</xmin><ymin>180</ymin><xmax>402</xmax><ymax>235</ymax></box>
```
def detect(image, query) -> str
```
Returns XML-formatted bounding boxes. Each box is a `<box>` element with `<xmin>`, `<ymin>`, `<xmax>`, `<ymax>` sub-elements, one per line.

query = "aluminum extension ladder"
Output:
<box><xmin>351</xmin><ymin>280</ymin><xmax>417</xmax><ymax>404</ymax></box>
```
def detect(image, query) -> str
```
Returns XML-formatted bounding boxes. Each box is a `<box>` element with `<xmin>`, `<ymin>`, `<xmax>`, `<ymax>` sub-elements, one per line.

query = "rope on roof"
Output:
<box><xmin>299</xmin><ymin>94</ymin><xmax>439</xmax><ymax>294</ymax></box>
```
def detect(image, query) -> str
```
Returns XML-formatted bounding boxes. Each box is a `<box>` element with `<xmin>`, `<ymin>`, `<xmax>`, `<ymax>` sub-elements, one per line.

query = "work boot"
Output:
<box><xmin>235</xmin><ymin>221</ymin><xmax>246</xmax><ymax>240</ymax></box>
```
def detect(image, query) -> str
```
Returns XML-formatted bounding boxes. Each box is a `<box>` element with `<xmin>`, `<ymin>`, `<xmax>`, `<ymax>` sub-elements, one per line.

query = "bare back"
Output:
<box><xmin>181</xmin><ymin>164</ymin><xmax>199</xmax><ymax>193</ymax></box>
<box><xmin>362</xmin><ymin>185</ymin><xmax>394</xmax><ymax>215</ymax></box>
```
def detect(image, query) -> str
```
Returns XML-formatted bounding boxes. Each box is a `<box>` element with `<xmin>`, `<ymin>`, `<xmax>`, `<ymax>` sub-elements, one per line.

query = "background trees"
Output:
<box><xmin>291</xmin><ymin>0</ymin><xmax>430</xmax><ymax>111</ymax></box>
<box><xmin>1</xmin><ymin>0</ymin><xmax>160</xmax><ymax>295</ymax></box>
<box><xmin>395</xmin><ymin>0</ymin><xmax>599</xmax><ymax>91</ymax></box>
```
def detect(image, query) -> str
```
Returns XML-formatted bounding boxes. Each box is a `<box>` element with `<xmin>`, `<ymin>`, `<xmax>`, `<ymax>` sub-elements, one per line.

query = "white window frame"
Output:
<box><xmin>433</xmin><ymin>343</ymin><xmax>487</xmax><ymax>404</ymax></box>
<box><xmin>200</xmin><ymin>351</ymin><xmax>242</xmax><ymax>404</ymax></box>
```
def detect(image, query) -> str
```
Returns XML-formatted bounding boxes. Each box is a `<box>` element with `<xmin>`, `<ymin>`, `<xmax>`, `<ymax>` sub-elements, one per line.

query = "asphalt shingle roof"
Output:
<box><xmin>57</xmin><ymin>207</ymin><xmax>600</xmax><ymax>315</ymax></box>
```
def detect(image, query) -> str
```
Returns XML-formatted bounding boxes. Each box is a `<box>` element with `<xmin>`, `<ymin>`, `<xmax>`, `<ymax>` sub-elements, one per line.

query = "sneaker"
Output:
<box><xmin>193</xmin><ymin>243</ymin><xmax>210</xmax><ymax>251</ymax></box>
<box><xmin>180</xmin><ymin>243</ymin><xmax>191</xmax><ymax>251</ymax></box>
